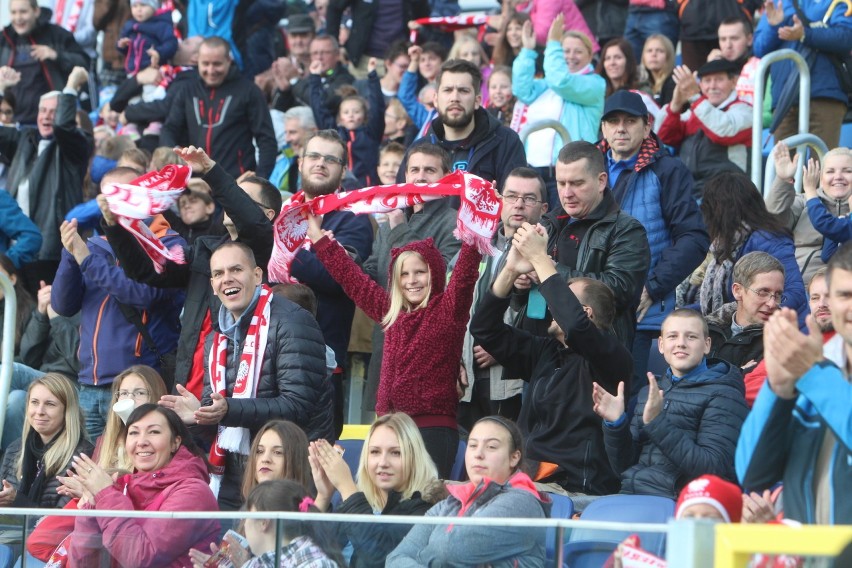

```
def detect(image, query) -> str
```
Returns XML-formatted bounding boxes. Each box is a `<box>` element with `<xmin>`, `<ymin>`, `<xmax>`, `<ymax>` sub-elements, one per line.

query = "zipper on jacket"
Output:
<box><xmin>91</xmin><ymin>296</ymin><xmax>110</xmax><ymax>385</ymax></box>
<box><xmin>582</xmin><ymin>439</ymin><xmax>591</xmax><ymax>492</ymax></box>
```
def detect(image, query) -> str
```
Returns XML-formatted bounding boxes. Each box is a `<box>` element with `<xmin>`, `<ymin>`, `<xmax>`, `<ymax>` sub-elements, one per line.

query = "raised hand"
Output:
<box><xmin>521</xmin><ymin>21</ymin><xmax>536</xmax><ymax>51</ymax></box>
<box><xmin>159</xmin><ymin>383</ymin><xmax>201</xmax><ymax>424</ymax></box>
<box><xmin>642</xmin><ymin>373</ymin><xmax>665</xmax><ymax>424</ymax></box>
<box><xmin>66</xmin><ymin>66</ymin><xmax>88</xmax><ymax>91</ymax></box>
<box><xmin>175</xmin><ymin>146</ymin><xmax>216</xmax><ymax>175</ymax></box>
<box><xmin>592</xmin><ymin>381</ymin><xmax>625</xmax><ymax>423</ymax></box>
<box><xmin>764</xmin><ymin>310</ymin><xmax>823</xmax><ymax>399</ymax></box>
<box><xmin>764</xmin><ymin>0</ymin><xmax>786</xmax><ymax>27</ymax></box>
<box><xmin>802</xmin><ymin>157</ymin><xmax>820</xmax><ymax>200</ymax></box>
<box><xmin>547</xmin><ymin>13</ymin><xmax>564</xmax><ymax>44</ymax></box>
<box><xmin>309</xmin><ymin>59</ymin><xmax>324</xmax><ymax>76</ymax></box>
<box><xmin>60</xmin><ymin>220</ymin><xmax>90</xmax><ymax>264</ymax></box>
<box><xmin>772</xmin><ymin>142</ymin><xmax>796</xmax><ymax>182</ymax></box>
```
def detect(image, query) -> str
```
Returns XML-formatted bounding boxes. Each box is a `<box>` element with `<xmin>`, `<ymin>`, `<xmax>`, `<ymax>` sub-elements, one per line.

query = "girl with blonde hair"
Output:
<box><xmin>309</xmin><ymin>413</ymin><xmax>443</xmax><ymax>568</ymax></box>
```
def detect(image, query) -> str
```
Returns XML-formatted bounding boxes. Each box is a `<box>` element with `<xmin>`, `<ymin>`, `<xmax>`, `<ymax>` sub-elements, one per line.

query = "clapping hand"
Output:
<box><xmin>592</xmin><ymin>381</ymin><xmax>625</xmax><ymax>423</ymax></box>
<box><xmin>642</xmin><ymin>373</ymin><xmax>665</xmax><ymax>424</ymax></box>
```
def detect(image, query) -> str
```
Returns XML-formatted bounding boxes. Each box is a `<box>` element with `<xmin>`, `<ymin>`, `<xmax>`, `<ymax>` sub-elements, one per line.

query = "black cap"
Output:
<box><xmin>286</xmin><ymin>14</ymin><xmax>315</xmax><ymax>34</ymax></box>
<box><xmin>601</xmin><ymin>90</ymin><xmax>648</xmax><ymax>121</ymax></box>
<box><xmin>697</xmin><ymin>58</ymin><xmax>741</xmax><ymax>78</ymax></box>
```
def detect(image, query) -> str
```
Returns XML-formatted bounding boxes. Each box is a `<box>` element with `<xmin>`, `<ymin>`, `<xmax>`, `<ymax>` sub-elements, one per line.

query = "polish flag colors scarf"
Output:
<box><xmin>409</xmin><ymin>15</ymin><xmax>489</xmax><ymax>42</ymax></box>
<box><xmin>101</xmin><ymin>165</ymin><xmax>191</xmax><ymax>273</ymax></box>
<box><xmin>207</xmin><ymin>284</ymin><xmax>273</xmax><ymax>497</ymax></box>
<box><xmin>268</xmin><ymin>170</ymin><xmax>502</xmax><ymax>284</ymax></box>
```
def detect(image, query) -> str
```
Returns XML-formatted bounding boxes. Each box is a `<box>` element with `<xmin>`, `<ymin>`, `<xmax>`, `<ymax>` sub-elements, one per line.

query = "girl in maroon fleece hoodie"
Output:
<box><xmin>307</xmin><ymin>214</ymin><xmax>481</xmax><ymax>478</ymax></box>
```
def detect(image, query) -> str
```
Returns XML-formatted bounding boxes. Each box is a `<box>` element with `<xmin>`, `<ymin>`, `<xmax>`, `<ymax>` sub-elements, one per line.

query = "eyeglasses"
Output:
<box><xmin>116</xmin><ymin>389</ymin><xmax>149</xmax><ymax>401</ymax></box>
<box><xmin>502</xmin><ymin>194</ymin><xmax>542</xmax><ymax>206</ymax></box>
<box><xmin>303</xmin><ymin>152</ymin><xmax>345</xmax><ymax>166</ymax></box>
<box><xmin>746</xmin><ymin>287</ymin><xmax>786</xmax><ymax>304</ymax></box>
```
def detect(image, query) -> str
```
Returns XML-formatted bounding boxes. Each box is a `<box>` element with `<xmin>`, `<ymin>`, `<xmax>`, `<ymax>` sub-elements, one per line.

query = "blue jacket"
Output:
<box><xmin>602</xmin><ymin>135</ymin><xmax>709</xmax><ymax>330</ymax></box>
<box><xmin>754</xmin><ymin>0</ymin><xmax>852</xmax><ymax>106</ymax></box>
<box><xmin>290</xmin><ymin>209</ymin><xmax>373</xmax><ymax>367</ymax></box>
<box><xmin>512</xmin><ymin>43</ymin><xmax>605</xmax><ymax>149</ymax></box>
<box><xmin>805</xmin><ymin>196</ymin><xmax>851</xmax><ymax>263</ymax></box>
<box><xmin>187</xmin><ymin>0</ymin><xmax>242</xmax><ymax>68</ymax></box>
<box><xmin>736</xmin><ymin>230</ymin><xmax>808</xmax><ymax>327</ymax></box>
<box><xmin>398</xmin><ymin>70</ymin><xmax>436</xmax><ymax>131</ymax></box>
<box><xmin>117</xmin><ymin>11</ymin><xmax>178</xmax><ymax>75</ymax></box>
<box><xmin>737</xmin><ymin>360</ymin><xmax>852</xmax><ymax>524</ymax></box>
<box><xmin>0</xmin><ymin>188</ymin><xmax>41</xmax><ymax>269</ymax></box>
<box><xmin>51</xmin><ymin>230</ymin><xmax>185</xmax><ymax>386</ymax></box>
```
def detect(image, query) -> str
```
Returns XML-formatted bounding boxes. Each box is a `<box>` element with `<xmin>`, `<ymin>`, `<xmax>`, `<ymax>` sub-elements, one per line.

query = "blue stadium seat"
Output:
<box><xmin>647</xmin><ymin>338</ymin><xmax>667</xmax><ymax>377</ymax></box>
<box><xmin>564</xmin><ymin>494</ymin><xmax>675</xmax><ymax>567</ymax></box>
<box><xmin>335</xmin><ymin>439</ymin><xmax>364</xmax><ymax>477</ymax></box>
<box><xmin>841</xmin><ymin>122</ymin><xmax>852</xmax><ymax>149</ymax></box>
<box><xmin>449</xmin><ymin>439</ymin><xmax>466</xmax><ymax>481</ymax></box>
<box><xmin>545</xmin><ymin>493</ymin><xmax>575</xmax><ymax>562</ymax></box>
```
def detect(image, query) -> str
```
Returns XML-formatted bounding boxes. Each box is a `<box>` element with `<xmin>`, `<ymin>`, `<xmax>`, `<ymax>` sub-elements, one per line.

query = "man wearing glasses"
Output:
<box><xmin>598</xmin><ymin>90</ymin><xmax>709</xmax><ymax>402</ymax></box>
<box><xmin>275</xmin><ymin>35</ymin><xmax>355</xmax><ymax>113</ymax></box>
<box><xmin>291</xmin><ymin>130</ymin><xmax>373</xmax><ymax>438</ymax></box>
<box><xmin>707</xmin><ymin>251</ymin><xmax>786</xmax><ymax>374</ymax></box>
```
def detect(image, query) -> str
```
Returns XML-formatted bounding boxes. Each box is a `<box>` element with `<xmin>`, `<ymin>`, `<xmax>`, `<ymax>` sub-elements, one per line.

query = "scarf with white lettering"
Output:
<box><xmin>101</xmin><ymin>165</ymin><xmax>191</xmax><ymax>273</ymax></box>
<box><xmin>268</xmin><ymin>171</ymin><xmax>501</xmax><ymax>283</ymax></box>
<box><xmin>207</xmin><ymin>284</ymin><xmax>272</xmax><ymax>497</ymax></box>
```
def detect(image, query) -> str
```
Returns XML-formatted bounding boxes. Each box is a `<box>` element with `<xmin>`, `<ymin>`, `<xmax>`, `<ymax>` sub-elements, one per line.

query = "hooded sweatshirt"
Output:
<box><xmin>70</xmin><ymin>445</ymin><xmax>220</xmax><ymax>567</ymax></box>
<box><xmin>314</xmin><ymin>237</ymin><xmax>480</xmax><ymax>428</ymax></box>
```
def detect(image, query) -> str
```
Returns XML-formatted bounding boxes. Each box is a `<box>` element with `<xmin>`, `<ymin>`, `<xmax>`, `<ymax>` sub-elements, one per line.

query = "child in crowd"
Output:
<box><xmin>306</xmin><ymin>213</ymin><xmax>483</xmax><ymax>479</ymax></box>
<box><xmin>486</xmin><ymin>65</ymin><xmax>515</xmax><ymax>128</ymax></box>
<box><xmin>310</xmin><ymin>59</ymin><xmax>384</xmax><ymax>186</ymax></box>
<box><xmin>399</xmin><ymin>45</ymin><xmax>441</xmax><ymax>138</ymax></box>
<box><xmin>383</xmin><ymin>98</ymin><xmax>416</xmax><ymax>146</ymax></box>
<box><xmin>418</xmin><ymin>42</ymin><xmax>447</xmax><ymax>84</ymax></box>
<box><xmin>377</xmin><ymin>142</ymin><xmax>405</xmax><ymax>186</ymax></box>
<box><xmin>117</xmin><ymin>0</ymin><xmax>177</xmax><ymax>77</ymax></box>
<box><xmin>164</xmin><ymin>179</ymin><xmax>226</xmax><ymax>244</ymax></box>
<box><xmin>449</xmin><ymin>33</ymin><xmax>492</xmax><ymax>103</ymax></box>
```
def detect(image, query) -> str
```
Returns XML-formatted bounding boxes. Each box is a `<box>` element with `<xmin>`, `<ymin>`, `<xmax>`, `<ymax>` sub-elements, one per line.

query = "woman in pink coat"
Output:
<box><xmin>515</xmin><ymin>0</ymin><xmax>599</xmax><ymax>51</ymax></box>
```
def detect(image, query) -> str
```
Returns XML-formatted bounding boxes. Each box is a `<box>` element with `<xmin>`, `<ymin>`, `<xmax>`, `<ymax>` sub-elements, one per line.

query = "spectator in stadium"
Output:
<box><xmin>383</xmin><ymin>98</ymin><xmax>416</xmax><ymax>146</ymax></box>
<box><xmin>460</xmin><ymin>167</ymin><xmax>548</xmax><ymax>431</ymax></box>
<box><xmin>397</xmin><ymin>45</ymin><xmax>441</xmax><ymax>138</ymax></box>
<box><xmin>755</xmin><ymin>0</ymin><xmax>852</xmax><ymax>149</ymax></box>
<box><xmin>676</xmin><ymin>0</ymin><xmax>760</xmax><ymax>70</ymax></box>
<box><xmin>51</xmin><ymin>167</ymin><xmax>183</xmax><ymax>438</ymax></box>
<box><xmin>737</xmin><ymin>241</ymin><xmax>852</xmax><ymax>525</ymax></box>
<box><xmin>306</xmin><ymin>204</ymin><xmax>482</xmax><ymax>478</ymax></box>
<box><xmin>161</xmin><ymin>241</ymin><xmax>331</xmax><ymax>511</ymax></box>
<box><xmin>377</xmin><ymin>142</ymin><xmax>405</xmax><ymax>186</ymax></box>
<box><xmin>449</xmin><ymin>33</ymin><xmax>492</xmax><ymax>102</ymax></box>
<box><xmin>280</xmin><ymin>14</ymin><xmax>316</xmax><ymax>78</ymax></box>
<box><xmin>657</xmin><ymin>58</ymin><xmax>752</xmax><ymax>196</ymax></box>
<box><xmin>705</xmin><ymin>251</ymin><xmax>783</xmax><ymax>378</ymax></box>
<box><xmin>696</xmin><ymin>172</ymin><xmax>807</xmax><ymax>326</ymax></box>
<box><xmin>0</xmin><ymin>373</ymin><xmax>92</xmax><ymax>509</ymax></box>
<box><xmin>538</xmin><ymin>141</ymin><xmax>650</xmax><ymax>351</ymax></box>
<box><xmin>593</xmin><ymin>308</ymin><xmax>749</xmax><ymax>498</ymax></box>
<box><xmin>0</xmin><ymin>66</ymin><xmax>92</xmax><ymax>292</ymax></box>
<box><xmin>597</xmin><ymin>38</ymin><xmax>640</xmax><ymax>97</ymax></box>
<box><xmin>638</xmin><ymin>34</ymin><xmax>676</xmax><ymax>107</ymax></box>
<box><xmin>706</xmin><ymin>18</ymin><xmax>762</xmax><ymax>107</ymax></box>
<box><xmin>309</xmin><ymin>413</ymin><xmax>443</xmax><ymax>568</ymax></box>
<box><xmin>598</xmin><ymin>90</ymin><xmax>709</xmax><ymax>397</ymax></box>
<box><xmin>356</xmin><ymin>40</ymin><xmax>410</xmax><ymax>102</ymax></box>
<box><xmin>160</xmin><ymin>36</ymin><xmax>277</xmax><ymax>179</ymax></box>
<box><xmin>274</xmin><ymin>35</ymin><xmax>355</xmax><ymax>114</ymax></box>
<box><xmin>416</xmin><ymin>42</ymin><xmax>446</xmax><ymax>85</ymax></box>
<box><xmin>491</xmin><ymin>10</ymin><xmax>529</xmax><ymax>68</ymax></box>
<box><xmin>767</xmin><ymin>143</ymin><xmax>852</xmax><ymax>282</ymax></box>
<box><xmin>116</xmin><ymin>0</ymin><xmax>177</xmax><ymax>77</ymax></box>
<box><xmin>387</xmin><ymin>416</ymin><xmax>548</xmax><ymax>566</ymax></box>
<box><xmin>68</xmin><ymin>405</ymin><xmax>219</xmax><ymax>567</ymax></box>
<box><xmin>485</xmin><ymin>65</ymin><xmax>516</xmax><ymax>129</ymax></box>
<box><xmin>97</xmin><ymin>146</ymin><xmax>276</xmax><ymax>402</ymax></box>
<box><xmin>803</xmin><ymin>157</ymin><xmax>852</xmax><ymax>265</ymax></box>
<box><xmin>270</xmin><ymin>106</ymin><xmax>317</xmax><ymax>195</ymax></box>
<box><xmin>165</xmin><ymin>179</ymin><xmax>226</xmax><ymax>245</ymax></box>
<box><xmin>624</xmin><ymin>1</ymin><xmax>679</xmax><ymax>65</ymax></box>
<box><xmin>514</xmin><ymin>0</ymin><xmax>597</xmax><ymax>51</ymax></box>
<box><xmin>471</xmin><ymin>220</ymin><xmax>629</xmax><ymax>499</ymax></box>
<box><xmin>0</xmin><ymin>0</ymin><xmax>89</xmax><ymax>125</ymax></box>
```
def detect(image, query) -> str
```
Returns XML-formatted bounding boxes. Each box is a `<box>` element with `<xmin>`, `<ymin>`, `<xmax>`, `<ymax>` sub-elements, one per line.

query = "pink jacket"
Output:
<box><xmin>517</xmin><ymin>0</ymin><xmax>599</xmax><ymax>51</ymax></box>
<box><xmin>70</xmin><ymin>446</ymin><xmax>220</xmax><ymax>568</ymax></box>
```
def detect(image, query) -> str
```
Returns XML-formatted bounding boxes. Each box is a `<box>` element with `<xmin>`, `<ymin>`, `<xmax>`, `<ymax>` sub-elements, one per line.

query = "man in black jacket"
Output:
<box><xmin>160</xmin><ymin>36</ymin><xmax>277</xmax><ymax>178</ymax></box>
<box><xmin>471</xmin><ymin>220</ymin><xmax>630</xmax><ymax>501</ymax></box>
<box><xmin>397</xmin><ymin>59</ymin><xmax>528</xmax><ymax>194</ymax></box>
<box><xmin>594</xmin><ymin>308</ymin><xmax>749</xmax><ymax>498</ymax></box>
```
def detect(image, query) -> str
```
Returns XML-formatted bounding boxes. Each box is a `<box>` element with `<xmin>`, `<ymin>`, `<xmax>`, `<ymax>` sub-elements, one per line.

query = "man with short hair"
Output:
<box><xmin>706</xmin><ymin>251</ymin><xmax>785</xmax><ymax>371</ymax></box>
<box><xmin>707</xmin><ymin>18</ymin><xmax>764</xmax><ymax>106</ymax></box>
<box><xmin>471</xmin><ymin>220</ymin><xmax>631</xmax><ymax>498</ymax></box>
<box><xmin>594</xmin><ymin>308</ymin><xmax>749</xmax><ymax>498</ymax></box>
<box><xmin>360</xmin><ymin>144</ymin><xmax>462</xmax><ymax>413</ymax></box>
<box><xmin>169</xmin><ymin>240</ymin><xmax>330</xmax><ymax>511</ymax></box>
<box><xmin>355</xmin><ymin>39</ymin><xmax>410</xmax><ymax>102</ymax></box>
<box><xmin>398</xmin><ymin>59</ymin><xmax>528</xmax><ymax>193</ymax></box>
<box><xmin>278</xmin><ymin>14</ymin><xmax>315</xmax><ymax>75</ymax></box>
<box><xmin>459</xmin><ymin>167</ymin><xmax>549</xmax><ymax>430</ymax></box>
<box><xmin>658</xmin><ymin>58</ymin><xmax>752</xmax><ymax>196</ymax></box>
<box><xmin>292</xmin><ymin>130</ymin><xmax>374</xmax><ymax>437</ymax></box>
<box><xmin>538</xmin><ymin>141</ymin><xmax>650</xmax><ymax>350</ymax></box>
<box><xmin>161</xmin><ymin>36</ymin><xmax>277</xmax><ymax>179</ymax></box>
<box><xmin>598</xmin><ymin>90</ymin><xmax>709</xmax><ymax>397</ymax></box>
<box><xmin>737</xmin><ymin>241</ymin><xmax>852</xmax><ymax>524</ymax></box>
<box><xmin>274</xmin><ymin>35</ymin><xmax>355</xmax><ymax>113</ymax></box>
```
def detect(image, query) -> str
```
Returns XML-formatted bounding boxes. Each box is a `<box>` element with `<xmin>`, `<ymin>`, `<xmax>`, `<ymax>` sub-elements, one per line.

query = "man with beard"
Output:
<box><xmin>397</xmin><ymin>59</ymin><xmax>528</xmax><ymax>195</ymax></box>
<box><xmin>291</xmin><ymin>130</ymin><xmax>373</xmax><ymax>438</ymax></box>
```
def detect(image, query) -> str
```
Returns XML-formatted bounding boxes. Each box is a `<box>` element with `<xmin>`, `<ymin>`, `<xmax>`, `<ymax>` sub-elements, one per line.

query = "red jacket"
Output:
<box><xmin>315</xmin><ymin>236</ymin><xmax>480</xmax><ymax>428</ymax></box>
<box><xmin>70</xmin><ymin>446</ymin><xmax>220</xmax><ymax>568</ymax></box>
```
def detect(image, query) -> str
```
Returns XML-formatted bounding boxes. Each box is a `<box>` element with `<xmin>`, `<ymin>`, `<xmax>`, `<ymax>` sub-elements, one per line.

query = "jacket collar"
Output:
<box><xmin>597</xmin><ymin>132</ymin><xmax>663</xmax><ymax>173</ymax></box>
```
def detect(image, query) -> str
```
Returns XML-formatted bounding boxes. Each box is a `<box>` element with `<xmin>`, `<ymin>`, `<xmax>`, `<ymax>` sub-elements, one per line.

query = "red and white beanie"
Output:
<box><xmin>675</xmin><ymin>475</ymin><xmax>743</xmax><ymax>523</ymax></box>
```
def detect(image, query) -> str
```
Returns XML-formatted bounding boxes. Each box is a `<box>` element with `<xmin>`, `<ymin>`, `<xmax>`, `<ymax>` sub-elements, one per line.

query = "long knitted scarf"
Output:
<box><xmin>700</xmin><ymin>227</ymin><xmax>751</xmax><ymax>316</ymax></box>
<box><xmin>101</xmin><ymin>165</ymin><xmax>191</xmax><ymax>273</ymax></box>
<box><xmin>268</xmin><ymin>171</ymin><xmax>501</xmax><ymax>284</ymax></box>
<box><xmin>409</xmin><ymin>15</ymin><xmax>489</xmax><ymax>43</ymax></box>
<box><xmin>207</xmin><ymin>284</ymin><xmax>272</xmax><ymax>497</ymax></box>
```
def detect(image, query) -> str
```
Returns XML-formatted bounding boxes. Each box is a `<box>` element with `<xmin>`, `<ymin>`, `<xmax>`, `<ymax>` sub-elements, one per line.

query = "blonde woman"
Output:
<box><xmin>449</xmin><ymin>33</ymin><xmax>492</xmax><ymax>102</ymax></box>
<box><xmin>638</xmin><ymin>34</ymin><xmax>676</xmax><ymax>106</ymax></box>
<box><xmin>309</xmin><ymin>413</ymin><xmax>443</xmax><ymax>568</ymax></box>
<box><xmin>94</xmin><ymin>365</ymin><xmax>168</xmax><ymax>470</ymax></box>
<box><xmin>0</xmin><ymin>373</ymin><xmax>91</xmax><ymax>508</ymax></box>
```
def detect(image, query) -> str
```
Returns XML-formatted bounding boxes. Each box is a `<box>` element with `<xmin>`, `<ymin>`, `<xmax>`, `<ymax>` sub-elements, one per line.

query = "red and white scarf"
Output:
<box><xmin>410</xmin><ymin>15</ymin><xmax>489</xmax><ymax>43</ymax></box>
<box><xmin>268</xmin><ymin>171</ymin><xmax>501</xmax><ymax>284</ymax></box>
<box><xmin>52</xmin><ymin>0</ymin><xmax>85</xmax><ymax>33</ymax></box>
<box><xmin>207</xmin><ymin>284</ymin><xmax>273</xmax><ymax>497</ymax></box>
<box><xmin>101</xmin><ymin>165</ymin><xmax>191</xmax><ymax>273</ymax></box>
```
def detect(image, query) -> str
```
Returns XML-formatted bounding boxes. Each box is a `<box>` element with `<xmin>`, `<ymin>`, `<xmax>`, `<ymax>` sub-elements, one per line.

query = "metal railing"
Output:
<box><xmin>519</xmin><ymin>119</ymin><xmax>571</xmax><ymax>148</ymax></box>
<box><xmin>0</xmin><ymin>271</ymin><xmax>15</xmax><ymax>445</ymax></box>
<box><xmin>752</xmin><ymin>49</ymin><xmax>812</xmax><ymax>192</ymax></box>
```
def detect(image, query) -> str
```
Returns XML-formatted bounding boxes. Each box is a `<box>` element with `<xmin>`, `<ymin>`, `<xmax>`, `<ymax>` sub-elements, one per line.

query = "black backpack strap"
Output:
<box><xmin>115</xmin><ymin>299</ymin><xmax>164</xmax><ymax>362</ymax></box>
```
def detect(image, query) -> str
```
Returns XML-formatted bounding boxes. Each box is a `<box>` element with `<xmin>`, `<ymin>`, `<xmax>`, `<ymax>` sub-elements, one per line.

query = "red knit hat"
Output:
<box><xmin>675</xmin><ymin>475</ymin><xmax>743</xmax><ymax>523</ymax></box>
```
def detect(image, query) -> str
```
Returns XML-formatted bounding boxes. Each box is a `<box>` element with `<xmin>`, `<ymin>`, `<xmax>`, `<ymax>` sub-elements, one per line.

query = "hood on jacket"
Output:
<box><xmin>671</xmin><ymin>358</ymin><xmax>744</xmax><ymax>389</ymax></box>
<box><xmin>118</xmin><ymin>445</ymin><xmax>210</xmax><ymax>510</ymax></box>
<box><xmin>388</xmin><ymin>237</ymin><xmax>447</xmax><ymax>296</ymax></box>
<box><xmin>446</xmin><ymin>471</ymin><xmax>547</xmax><ymax>516</ymax></box>
<box><xmin>427</xmin><ymin>107</ymin><xmax>500</xmax><ymax>150</ymax></box>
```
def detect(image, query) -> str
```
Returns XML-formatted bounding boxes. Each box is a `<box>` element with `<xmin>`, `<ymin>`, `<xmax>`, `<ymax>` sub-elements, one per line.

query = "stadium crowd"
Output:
<box><xmin>0</xmin><ymin>0</ymin><xmax>848</xmax><ymax>565</ymax></box>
